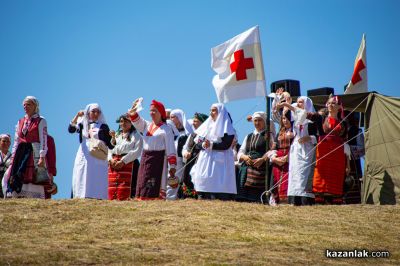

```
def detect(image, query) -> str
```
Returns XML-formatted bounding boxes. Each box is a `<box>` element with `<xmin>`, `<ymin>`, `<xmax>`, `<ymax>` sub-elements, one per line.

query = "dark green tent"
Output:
<box><xmin>308</xmin><ymin>92</ymin><xmax>400</xmax><ymax>204</ymax></box>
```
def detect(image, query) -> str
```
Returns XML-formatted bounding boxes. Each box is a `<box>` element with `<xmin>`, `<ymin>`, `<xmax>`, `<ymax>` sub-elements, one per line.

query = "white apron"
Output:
<box><xmin>191</xmin><ymin>148</ymin><xmax>236</xmax><ymax>194</ymax></box>
<box><xmin>287</xmin><ymin>122</ymin><xmax>315</xmax><ymax>198</ymax></box>
<box><xmin>72</xmin><ymin>124</ymin><xmax>108</xmax><ymax>199</ymax></box>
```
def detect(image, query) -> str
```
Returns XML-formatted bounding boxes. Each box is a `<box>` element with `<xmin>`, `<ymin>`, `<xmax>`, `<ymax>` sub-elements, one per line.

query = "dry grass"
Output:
<box><xmin>0</xmin><ymin>199</ymin><xmax>399</xmax><ymax>265</ymax></box>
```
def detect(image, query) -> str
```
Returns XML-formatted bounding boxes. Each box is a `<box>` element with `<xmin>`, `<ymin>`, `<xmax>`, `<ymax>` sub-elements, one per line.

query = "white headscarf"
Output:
<box><xmin>252</xmin><ymin>111</ymin><xmax>276</xmax><ymax>135</ymax></box>
<box><xmin>166</xmin><ymin>120</ymin><xmax>180</xmax><ymax>136</ymax></box>
<box><xmin>170</xmin><ymin>109</ymin><xmax>194</xmax><ymax>135</ymax></box>
<box><xmin>0</xmin><ymin>134</ymin><xmax>11</xmax><ymax>141</ymax></box>
<box><xmin>78</xmin><ymin>103</ymin><xmax>107</xmax><ymax>138</ymax></box>
<box><xmin>23</xmin><ymin>96</ymin><xmax>40</xmax><ymax>114</ymax></box>
<box><xmin>296</xmin><ymin>96</ymin><xmax>315</xmax><ymax>113</ymax></box>
<box><xmin>195</xmin><ymin>103</ymin><xmax>236</xmax><ymax>142</ymax></box>
<box><xmin>252</xmin><ymin>111</ymin><xmax>266</xmax><ymax>122</ymax></box>
<box><xmin>293</xmin><ymin>96</ymin><xmax>315</xmax><ymax>126</ymax></box>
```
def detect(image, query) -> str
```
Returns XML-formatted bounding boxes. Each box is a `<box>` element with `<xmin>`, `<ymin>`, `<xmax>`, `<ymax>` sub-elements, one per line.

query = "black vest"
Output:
<box><xmin>245</xmin><ymin>131</ymin><xmax>267</xmax><ymax>157</ymax></box>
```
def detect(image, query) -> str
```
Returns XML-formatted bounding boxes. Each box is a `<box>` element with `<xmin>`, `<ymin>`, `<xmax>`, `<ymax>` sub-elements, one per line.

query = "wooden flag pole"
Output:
<box><xmin>264</xmin><ymin>95</ymin><xmax>271</xmax><ymax>204</ymax></box>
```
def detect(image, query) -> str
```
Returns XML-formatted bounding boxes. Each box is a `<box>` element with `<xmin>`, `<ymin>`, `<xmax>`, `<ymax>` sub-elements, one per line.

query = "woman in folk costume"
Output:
<box><xmin>190</xmin><ymin>103</ymin><xmax>237</xmax><ymax>200</ymax></box>
<box><xmin>128</xmin><ymin>99</ymin><xmax>177</xmax><ymax>200</ymax></box>
<box><xmin>2</xmin><ymin>96</ymin><xmax>51</xmax><ymax>198</ymax></box>
<box><xmin>166</xmin><ymin>109</ymin><xmax>193</xmax><ymax>200</ymax></box>
<box><xmin>181</xmin><ymin>112</ymin><xmax>208</xmax><ymax>198</ymax></box>
<box><xmin>0</xmin><ymin>134</ymin><xmax>12</xmax><ymax>198</ymax></box>
<box><xmin>269</xmin><ymin>111</ymin><xmax>294</xmax><ymax>205</ymax></box>
<box><xmin>277</xmin><ymin>97</ymin><xmax>317</xmax><ymax>206</ymax></box>
<box><xmin>306</xmin><ymin>95</ymin><xmax>350</xmax><ymax>204</ymax></box>
<box><xmin>236</xmin><ymin>112</ymin><xmax>276</xmax><ymax>203</ymax></box>
<box><xmin>108</xmin><ymin>114</ymin><xmax>143</xmax><ymax>200</ymax></box>
<box><xmin>69</xmin><ymin>103</ymin><xmax>113</xmax><ymax>199</ymax></box>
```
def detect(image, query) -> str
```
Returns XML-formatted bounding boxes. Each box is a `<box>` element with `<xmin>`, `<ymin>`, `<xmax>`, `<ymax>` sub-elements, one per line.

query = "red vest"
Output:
<box><xmin>17</xmin><ymin>117</ymin><xmax>42</xmax><ymax>143</ymax></box>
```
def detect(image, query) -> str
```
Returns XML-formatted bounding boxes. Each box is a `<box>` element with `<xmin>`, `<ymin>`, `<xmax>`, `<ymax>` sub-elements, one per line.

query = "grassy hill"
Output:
<box><xmin>0</xmin><ymin>199</ymin><xmax>399</xmax><ymax>265</ymax></box>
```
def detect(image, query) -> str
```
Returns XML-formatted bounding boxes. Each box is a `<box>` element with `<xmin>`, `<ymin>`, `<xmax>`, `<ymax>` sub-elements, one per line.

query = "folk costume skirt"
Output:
<box><xmin>313</xmin><ymin>135</ymin><xmax>345</xmax><ymax>197</ymax></box>
<box><xmin>135</xmin><ymin>149</ymin><xmax>165</xmax><ymax>200</ymax></box>
<box><xmin>272</xmin><ymin>148</ymin><xmax>289</xmax><ymax>202</ymax></box>
<box><xmin>108</xmin><ymin>154</ymin><xmax>133</xmax><ymax>200</ymax></box>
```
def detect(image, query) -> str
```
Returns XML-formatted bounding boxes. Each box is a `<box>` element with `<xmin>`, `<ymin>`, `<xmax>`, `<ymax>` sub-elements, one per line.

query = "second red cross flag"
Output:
<box><xmin>211</xmin><ymin>26</ymin><xmax>266</xmax><ymax>103</ymax></box>
<box><xmin>345</xmin><ymin>34</ymin><xmax>368</xmax><ymax>94</ymax></box>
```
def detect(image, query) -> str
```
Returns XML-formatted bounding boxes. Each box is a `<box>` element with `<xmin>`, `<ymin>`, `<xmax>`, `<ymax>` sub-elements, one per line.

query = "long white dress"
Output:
<box><xmin>191</xmin><ymin>143</ymin><xmax>237</xmax><ymax>194</ymax></box>
<box><xmin>190</xmin><ymin>103</ymin><xmax>237</xmax><ymax>194</ymax></box>
<box><xmin>287</xmin><ymin>109</ymin><xmax>316</xmax><ymax>198</ymax></box>
<box><xmin>72</xmin><ymin>123</ymin><xmax>108</xmax><ymax>199</ymax></box>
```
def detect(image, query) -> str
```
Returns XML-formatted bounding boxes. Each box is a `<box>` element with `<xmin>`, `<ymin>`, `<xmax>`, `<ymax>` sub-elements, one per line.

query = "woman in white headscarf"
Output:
<box><xmin>69</xmin><ymin>103</ymin><xmax>113</xmax><ymax>199</ymax></box>
<box><xmin>2</xmin><ymin>96</ymin><xmax>50</xmax><ymax>199</ymax></box>
<box><xmin>190</xmin><ymin>103</ymin><xmax>237</xmax><ymax>200</ymax></box>
<box><xmin>236</xmin><ymin>111</ymin><xmax>276</xmax><ymax>202</ymax></box>
<box><xmin>276</xmin><ymin>96</ymin><xmax>317</xmax><ymax>205</ymax></box>
<box><xmin>166</xmin><ymin>109</ymin><xmax>193</xmax><ymax>200</ymax></box>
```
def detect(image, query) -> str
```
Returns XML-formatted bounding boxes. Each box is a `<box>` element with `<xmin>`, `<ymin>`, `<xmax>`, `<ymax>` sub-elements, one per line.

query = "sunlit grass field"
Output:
<box><xmin>0</xmin><ymin>199</ymin><xmax>399</xmax><ymax>265</ymax></box>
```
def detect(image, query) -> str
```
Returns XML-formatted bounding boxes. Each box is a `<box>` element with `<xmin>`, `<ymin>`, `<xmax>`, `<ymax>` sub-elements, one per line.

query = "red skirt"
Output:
<box><xmin>135</xmin><ymin>150</ymin><xmax>165</xmax><ymax>200</ymax></box>
<box><xmin>108</xmin><ymin>154</ymin><xmax>133</xmax><ymax>200</ymax></box>
<box><xmin>313</xmin><ymin>135</ymin><xmax>345</xmax><ymax>196</ymax></box>
<box><xmin>272</xmin><ymin>148</ymin><xmax>289</xmax><ymax>202</ymax></box>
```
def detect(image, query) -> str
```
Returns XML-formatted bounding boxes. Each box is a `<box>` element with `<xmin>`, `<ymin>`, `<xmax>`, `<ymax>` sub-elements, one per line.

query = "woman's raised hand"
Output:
<box><xmin>71</xmin><ymin>110</ymin><xmax>85</xmax><ymax>125</ymax></box>
<box><xmin>128</xmin><ymin>98</ymin><xmax>141</xmax><ymax>116</ymax></box>
<box><xmin>276</xmin><ymin>87</ymin><xmax>284</xmax><ymax>95</ymax></box>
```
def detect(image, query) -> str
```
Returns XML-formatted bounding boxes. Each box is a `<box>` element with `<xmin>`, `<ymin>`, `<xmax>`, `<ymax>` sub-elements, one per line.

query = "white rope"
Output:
<box><xmin>260</xmin><ymin>94</ymin><xmax>368</xmax><ymax>204</ymax></box>
<box><xmin>305</xmin><ymin>95</ymin><xmax>369</xmax><ymax>158</ymax></box>
<box><xmin>261</xmin><ymin>101</ymin><xmax>400</xmax><ymax>205</ymax></box>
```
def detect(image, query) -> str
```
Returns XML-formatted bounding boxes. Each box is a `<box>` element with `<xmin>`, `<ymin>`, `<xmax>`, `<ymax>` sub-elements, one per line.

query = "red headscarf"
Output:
<box><xmin>150</xmin><ymin>100</ymin><xmax>167</xmax><ymax>121</ymax></box>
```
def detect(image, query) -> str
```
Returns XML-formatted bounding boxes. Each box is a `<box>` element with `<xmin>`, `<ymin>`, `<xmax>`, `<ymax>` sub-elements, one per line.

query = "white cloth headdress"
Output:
<box><xmin>0</xmin><ymin>134</ymin><xmax>11</xmax><ymax>141</ymax></box>
<box><xmin>195</xmin><ymin>103</ymin><xmax>236</xmax><ymax>142</ymax></box>
<box><xmin>170</xmin><ymin>109</ymin><xmax>194</xmax><ymax>135</ymax></box>
<box><xmin>166</xmin><ymin>120</ymin><xmax>180</xmax><ymax>136</ymax></box>
<box><xmin>252</xmin><ymin>111</ymin><xmax>266</xmax><ymax>122</ymax></box>
<box><xmin>78</xmin><ymin>103</ymin><xmax>107</xmax><ymax>138</ymax></box>
<box><xmin>293</xmin><ymin>96</ymin><xmax>315</xmax><ymax>126</ymax></box>
<box><xmin>23</xmin><ymin>96</ymin><xmax>40</xmax><ymax>114</ymax></box>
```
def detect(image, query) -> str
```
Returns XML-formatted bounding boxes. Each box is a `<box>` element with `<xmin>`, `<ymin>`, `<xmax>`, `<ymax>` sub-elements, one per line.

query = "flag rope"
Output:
<box><xmin>260</xmin><ymin>96</ymin><xmax>400</xmax><ymax>204</ymax></box>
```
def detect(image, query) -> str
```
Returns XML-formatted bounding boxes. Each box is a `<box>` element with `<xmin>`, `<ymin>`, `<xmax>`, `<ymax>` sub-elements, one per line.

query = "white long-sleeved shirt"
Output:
<box><xmin>108</xmin><ymin>130</ymin><xmax>143</xmax><ymax>164</ymax></box>
<box><xmin>131</xmin><ymin>115</ymin><xmax>177</xmax><ymax>167</ymax></box>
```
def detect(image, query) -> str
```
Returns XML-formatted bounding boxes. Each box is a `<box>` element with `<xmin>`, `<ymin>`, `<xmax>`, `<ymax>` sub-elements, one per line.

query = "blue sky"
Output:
<box><xmin>1</xmin><ymin>0</ymin><xmax>399</xmax><ymax>199</ymax></box>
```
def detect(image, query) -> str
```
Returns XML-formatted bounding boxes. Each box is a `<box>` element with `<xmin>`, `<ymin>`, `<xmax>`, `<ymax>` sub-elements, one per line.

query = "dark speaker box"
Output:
<box><xmin>307</xmin><ymin>87</ymin><xmax>335</xmax><ymax>96</ymax></box>
<box><xmin>270</xmin><ymin>79</ymin><xmax>301</xmax><ymax>97</ymax></box>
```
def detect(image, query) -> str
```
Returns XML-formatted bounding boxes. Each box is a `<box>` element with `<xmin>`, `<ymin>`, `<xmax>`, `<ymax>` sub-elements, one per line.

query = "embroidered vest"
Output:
<box><xmin>245</xmin><ymin>131</ymin><xmax>267</xmax><ymax>156</ymax></box>
<box><xmin>17</xmin><ymin>117</ymin><xmax>41</xmax><ymax>143</ymax></box>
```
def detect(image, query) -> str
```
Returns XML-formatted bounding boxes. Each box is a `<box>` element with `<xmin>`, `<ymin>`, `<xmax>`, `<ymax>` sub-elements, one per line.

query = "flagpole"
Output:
<box><xmin>264</xmin><ymin>95</ymin><xmax>271</xmax><ymax>204</ymax></box>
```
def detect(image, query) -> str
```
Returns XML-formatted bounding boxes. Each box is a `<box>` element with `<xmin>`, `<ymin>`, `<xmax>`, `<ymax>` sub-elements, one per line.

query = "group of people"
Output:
<box><xmin>1</xmin><ymin>92</ymin><xmax>365</xmax><ymax>205</ymax></box>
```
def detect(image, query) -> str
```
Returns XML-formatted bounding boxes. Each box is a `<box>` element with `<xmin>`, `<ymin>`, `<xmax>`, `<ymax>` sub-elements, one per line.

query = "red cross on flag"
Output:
<box><xmin>211</xmin><ymin>26</ymin><xmax>266</xmax><ymax>103</ymax></box>
<box><xmin>345</xmin><ymin>34</ymin><xmax>368</xmax><ymax>94</ymax></box>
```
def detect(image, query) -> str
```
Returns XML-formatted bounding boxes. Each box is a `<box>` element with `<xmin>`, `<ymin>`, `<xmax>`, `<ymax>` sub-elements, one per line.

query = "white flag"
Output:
<box><xmin>211</xmin><ymin>26</ymin><xmax>266</xmax><ymax>103</ymax></box>
<box><xmin>345</xmin><ymin>34</ymin><xmax>368</xmax><ymax>94</ymax></box>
